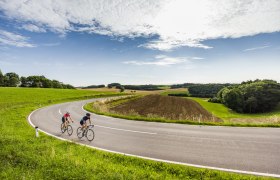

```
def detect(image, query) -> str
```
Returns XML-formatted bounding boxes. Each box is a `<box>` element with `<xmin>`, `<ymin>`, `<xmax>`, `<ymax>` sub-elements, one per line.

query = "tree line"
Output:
<box><xmin>171</xmin><ymin>83</ymin><xmax>232</xmax><ymax>98</ymax></box>
<box><xmin>89</xmin><ymin>82</ymin><xmax>232</xmax><ymax>96</ymax></box>
<box><xmin>170</xmin><ymin>83</ymin><xmax>196</xmax><ymax>89</ymax></box>
<box><xmin>107</xmin><ymin>83</ymin><xmax>163</xmax><ymax>91</ymax></box>
<box><xmin>209</xmin><ymin>79</ymin><xmax>280</xmax><ymax>113</ymax></box>
<box><xmin>82</xmin><ymin>84</ymin><xmax>106</xmax><ymax>89</ymax></box>
<box><xmin>0</xmin><ymin>70</ymin><xmax>75</xmax><ymax>89</ymax></box>
<box><xmin>188</xmin><ymin>84</ymin><xmax>233</xmax><ymax>98</ymax></box>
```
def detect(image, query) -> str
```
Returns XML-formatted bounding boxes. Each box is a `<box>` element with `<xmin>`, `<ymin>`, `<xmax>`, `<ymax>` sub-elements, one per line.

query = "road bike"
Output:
<box><xmin>77</xmin><ymin>125</ymin><xmax>95</xmax><ymax>141</ymax></box>
<box><xmin>61</xmin><ymin>121</ymin><xmax>73</xmax><ymax>136</ymax></box>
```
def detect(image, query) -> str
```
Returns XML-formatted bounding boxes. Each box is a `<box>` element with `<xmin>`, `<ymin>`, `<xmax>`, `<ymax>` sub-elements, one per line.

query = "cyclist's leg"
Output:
<box><xmin>80</xmin><ymin>120</ymin><xmax>85</xmax><ymax>129</ymax></box>
<box><xmin>62</xmin><ymin>117</ymin><xmax>66</xmax><ymax>128</ymax></box>
<box><xmin>64</xmin><ymin>119</ymin><xmax>69</xmax><ymax>128</ymax></box>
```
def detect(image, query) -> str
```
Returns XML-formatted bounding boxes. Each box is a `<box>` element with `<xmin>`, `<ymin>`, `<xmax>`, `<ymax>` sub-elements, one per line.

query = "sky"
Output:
<box><xmin>0</xmin><ymin>0</ymin><xmax>280</xmax><ymax>86</ymax></box>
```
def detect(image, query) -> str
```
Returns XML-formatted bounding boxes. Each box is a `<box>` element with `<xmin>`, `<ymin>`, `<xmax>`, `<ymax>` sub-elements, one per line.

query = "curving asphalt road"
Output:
<box><xmin>29</xmin><ymin>98</ymin><xmax>280</xmax><ymax>178</ymax></box>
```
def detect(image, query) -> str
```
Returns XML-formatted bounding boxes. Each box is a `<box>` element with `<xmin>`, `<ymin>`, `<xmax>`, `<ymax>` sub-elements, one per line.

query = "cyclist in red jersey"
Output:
<box><xmin>61</xmin><ymin>112</ymin><xmax>73</xmax><ymax>128</ymax></box>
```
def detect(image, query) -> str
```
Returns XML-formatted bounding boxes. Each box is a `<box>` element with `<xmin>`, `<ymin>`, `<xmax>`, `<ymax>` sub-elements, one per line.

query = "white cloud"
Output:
<box><xmin>0</xmin><ymin>0</ymin><xmax>280</xmax><ymax>50</ymax></box>
<box><xmin>123</xmin><ymin>55</ymin><xmax>189</xmax><ymax>66</ymax></box>
<box><xmin>0</xmin><ymin>29</ymin><xmax>36</xmax><ymax>47</ymax></box>
<box><xmin>21</xmin><ymin>24</ymin><xmax>46</xmax><ymax>33</ymax></box>
<box><xmin>191</xmin><ymin>57</ymin><xmax>205</xmax><ymax>60</ymax></box>
<box><xmin>243</xmin><ymin>45</ymin><xmax>270</xmax><ymax>52</ymax></box>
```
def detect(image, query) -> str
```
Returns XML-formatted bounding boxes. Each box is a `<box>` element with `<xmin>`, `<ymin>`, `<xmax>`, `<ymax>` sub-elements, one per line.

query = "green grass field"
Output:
<box><xmin>188</xmin><ymin>97</ymin><xmax>280</xmax><ymax>126</ymax></box>
<box><xmin>0</xmin><ymin>87</ymin><xmax>270</xmax><ymax>179</ymax></box>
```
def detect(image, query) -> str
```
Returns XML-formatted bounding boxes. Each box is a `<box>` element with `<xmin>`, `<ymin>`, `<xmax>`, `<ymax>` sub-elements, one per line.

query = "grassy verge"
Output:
<box><xmin>0</xmin><ymin>87</ymin><xmax>271</xmax><ymax>179</ymax></box>
<box><xmin>188</xmin><ymin>97</ymin><xmax>280</xmax><ymax>127</ymax></box>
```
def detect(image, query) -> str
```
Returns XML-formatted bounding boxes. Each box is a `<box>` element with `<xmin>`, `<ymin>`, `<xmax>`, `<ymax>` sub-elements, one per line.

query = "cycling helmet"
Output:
<box><xmin>66</xmin><ymin>112</ymin><xmax>70</xmax><ymax>115</ymax></box>
<box><xmin>86</xmin><ymin>113</ymin><xmax>90</xmax><ymax>116</ymax></box>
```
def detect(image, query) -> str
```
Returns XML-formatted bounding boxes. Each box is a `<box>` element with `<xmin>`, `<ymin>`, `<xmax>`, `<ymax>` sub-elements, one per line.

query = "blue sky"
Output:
<box><xmin>0</xmin><ymin>0</ymin><xmax>280</xmax><ymax>86</ymax></box>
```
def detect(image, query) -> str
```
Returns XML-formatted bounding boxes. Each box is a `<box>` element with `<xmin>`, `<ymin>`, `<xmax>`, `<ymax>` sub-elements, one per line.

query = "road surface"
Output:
<box><xmin>28</xmin><ymin>98</ymin><xmax>280</xmax><ymax>177</ymax></box>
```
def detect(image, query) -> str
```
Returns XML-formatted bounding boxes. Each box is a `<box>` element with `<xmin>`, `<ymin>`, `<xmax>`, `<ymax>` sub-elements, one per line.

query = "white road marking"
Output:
<box><xmin>59</xmin><ymin>109</ymin><xmax>62</xmax><ymax>115</ymax></box>
<box><xmin>95</xmin><ymin>124</ymin><xmax>157</xmax><ymax>135</ymax></box>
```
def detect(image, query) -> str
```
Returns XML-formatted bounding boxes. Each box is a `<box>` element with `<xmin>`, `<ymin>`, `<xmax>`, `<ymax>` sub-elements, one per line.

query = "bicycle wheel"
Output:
<box><xmin>86</xmin><ymin>129</ymin><xmax>95</xmax><ymax>141</ymax></box>
<box><xmin>61</xmin><ymin>123</ymin><xmax>66</xmax><ymax>133</ymax></box>
<box><xmin>67</xmin><ymin>125</ymin><xmax>73</xmax><ymax>136</ymax></box>
<box><xmin>77</xmin><ymin>127</ymin><xmax>84</xmax><ymax>139</ymax></box>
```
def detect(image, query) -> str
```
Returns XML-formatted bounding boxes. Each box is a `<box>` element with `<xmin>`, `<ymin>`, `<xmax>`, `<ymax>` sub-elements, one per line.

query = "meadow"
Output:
<box><xmin>189</xmin><ymin>97</ymin><xmax>280</xmax><ymax>126</ymax></box>
<box><xmin>0</xmin><ymin>87</ymin><xmax>269</xmax><ymax>179</ymax></box>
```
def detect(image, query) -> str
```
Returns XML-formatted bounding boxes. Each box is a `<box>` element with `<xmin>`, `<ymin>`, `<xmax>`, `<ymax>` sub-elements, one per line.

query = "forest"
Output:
<box><xmin>210</xmin><ymin>80</ymin><xmax>280</xmax><ymax>113</ymax></box>
<box><xmin>0</xmin><ymin>70</ymin><xmax>75</xmax><ymax>89</ymax></box>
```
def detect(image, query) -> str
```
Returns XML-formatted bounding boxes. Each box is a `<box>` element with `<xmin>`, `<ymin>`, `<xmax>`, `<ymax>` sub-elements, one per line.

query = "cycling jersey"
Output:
<box><xmin>62</xmin><ymin>113</ymin><xmax>70</xmax><ymax>123</ymax></box>
<box><xmin>80</xmin><ymin>116</ymin><xmax>90</xmax><ymax>125</ymax></box>
<box><xmin>82</xmin><ymin>116</ymin><xmax>90</xmax><ymax>121</ymax></box>
<box><xmin>64</xmin><ymin>114</ymin><xmax>70</xmax><ymax>118</ymax></box>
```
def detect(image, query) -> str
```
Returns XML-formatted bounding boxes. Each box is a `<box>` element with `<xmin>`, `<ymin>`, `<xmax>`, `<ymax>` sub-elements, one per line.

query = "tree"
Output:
<box><xmin>217</xmin><ymin>87</ymin><xmax>231</xmax><ymax>103</ymax></box>
<box><xmin>244</xmin><ymin>96</ymin><xmax>258</xmax><ymax>113</ymax></box>
<box><xmin>52</xmin><ymin>80</ymin><xmax>63</xmax><ymax>88</ymax></box>
<box><xmin>217</xmin><ymin>80</ymin><xmax>280</xmax><ymax>113</ymax></box>
<box><xmin>119</xmin><ymin>86</ymin><xmax>125</xmax><ymax>92</ymax></box>
<box><xmin>82</xmin><ymin>84</ymin><xmax>105</xmax><ymax>89</ymax></box>
<box><xmin>223</xmin><ymin>88</ymin><xmax>244</xmax><ymax>112</ymax></box>
<box><xmin>108</xmin><ymin>83</ymin><xmax>121</xmax><ymax>89</ymax></box>
<box><xmin>63</xmin><ymin>84</ymin><xmax>75</xmax><ymax>89</ymax></box>
<box><xmin>20</xmin><ymin>76</ymin><xmax>28</xmax><ymax>87</ymax></box>
<box><xmin>0</xmin><ymin>69</ymin><xmax>4</xmax><ymax>86</ymax></box>
<box><xmin>41</xmin><ymin>78</ymin><xmax>52</xmax><ymax>88</ymax></box>
<box><xmin>4</xmin><ymin>72</ymin><xmax>20</xmax><ymax>87</ymax></box>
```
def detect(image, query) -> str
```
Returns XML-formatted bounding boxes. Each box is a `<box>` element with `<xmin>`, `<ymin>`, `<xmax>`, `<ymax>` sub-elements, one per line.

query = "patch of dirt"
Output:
<box><xmin>110</xmin><ymin>94</ymin><xmax>221</xmax><ymax>122</ymax></box>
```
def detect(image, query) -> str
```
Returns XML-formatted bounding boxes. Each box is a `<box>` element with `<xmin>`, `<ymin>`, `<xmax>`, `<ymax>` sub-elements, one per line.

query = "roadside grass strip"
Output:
<box><xmin>188</xmin><ymin>97</ymin><xmax>280</xmax><ymax>127</ymax></box>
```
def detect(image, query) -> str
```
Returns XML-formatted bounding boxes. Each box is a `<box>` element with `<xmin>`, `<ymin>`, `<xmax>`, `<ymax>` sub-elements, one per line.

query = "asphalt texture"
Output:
<box><xmin>29</xmin><ymin>98</ymin><xmax>280</xmax><ymax>177</ymax></box>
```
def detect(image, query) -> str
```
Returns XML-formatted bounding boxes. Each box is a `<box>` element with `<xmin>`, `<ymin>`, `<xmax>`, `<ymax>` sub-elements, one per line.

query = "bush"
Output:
<box><xmin>208</xmin><ymin>97</ymin><xmax>221</xmax><ymax>103</ymax></box>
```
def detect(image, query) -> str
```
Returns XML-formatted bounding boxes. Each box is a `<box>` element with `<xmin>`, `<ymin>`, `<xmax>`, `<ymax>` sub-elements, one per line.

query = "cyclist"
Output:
<box><xmin>62</xmin><ymin>112</ymin><xmax>73</xmax><ymax>128</ymax></box>
<box><xmin>80</xmin><ymin>113</ymin><xmax>91</xmax><ymax>129</ymax></box>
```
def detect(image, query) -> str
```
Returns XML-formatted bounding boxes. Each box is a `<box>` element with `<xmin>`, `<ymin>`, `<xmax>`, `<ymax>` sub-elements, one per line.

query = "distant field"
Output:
<box><xmin>86</xmin><ymin>94</ymin><xmax>224</xmax><ymax>125</ymax></box>
<box><xmin>86</xmin><ymin>93</ymin><xmax>280</xmax><ymax>127</ymax></box>
<box><xmin>160</xmin><ymin>88</ymin><xmax>189</xmax><ymax>96</ymax></box>
<box><xmin>189</xmin><ymin>97</ymin><xmax>280</xmax><ymax>126</ymax></box>
<box><xmin>84</xmin><ymin>87</ymin><xmax>189</xmax><ymax>96</ymax></box>
<box><xmin>111</xmin><ymin>94</ymin><xmax>220</xmax><ymax>122</ymax></box>
<box><xmin>1</xmin><ymin>87</ymin><xmax>262</xmax><ymax>179</ymax></box>
<box><xmin>81</xmin><ymin>87</ymin><xmax>162</xmax><ymax>94</ymax></box>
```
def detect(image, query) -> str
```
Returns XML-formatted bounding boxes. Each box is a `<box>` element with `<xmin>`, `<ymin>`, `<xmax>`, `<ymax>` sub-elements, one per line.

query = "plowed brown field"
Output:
<box><xmin>111</xmin><ymin>95</ymin><xmax>221</xmax><ymax>122</ymax></box>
